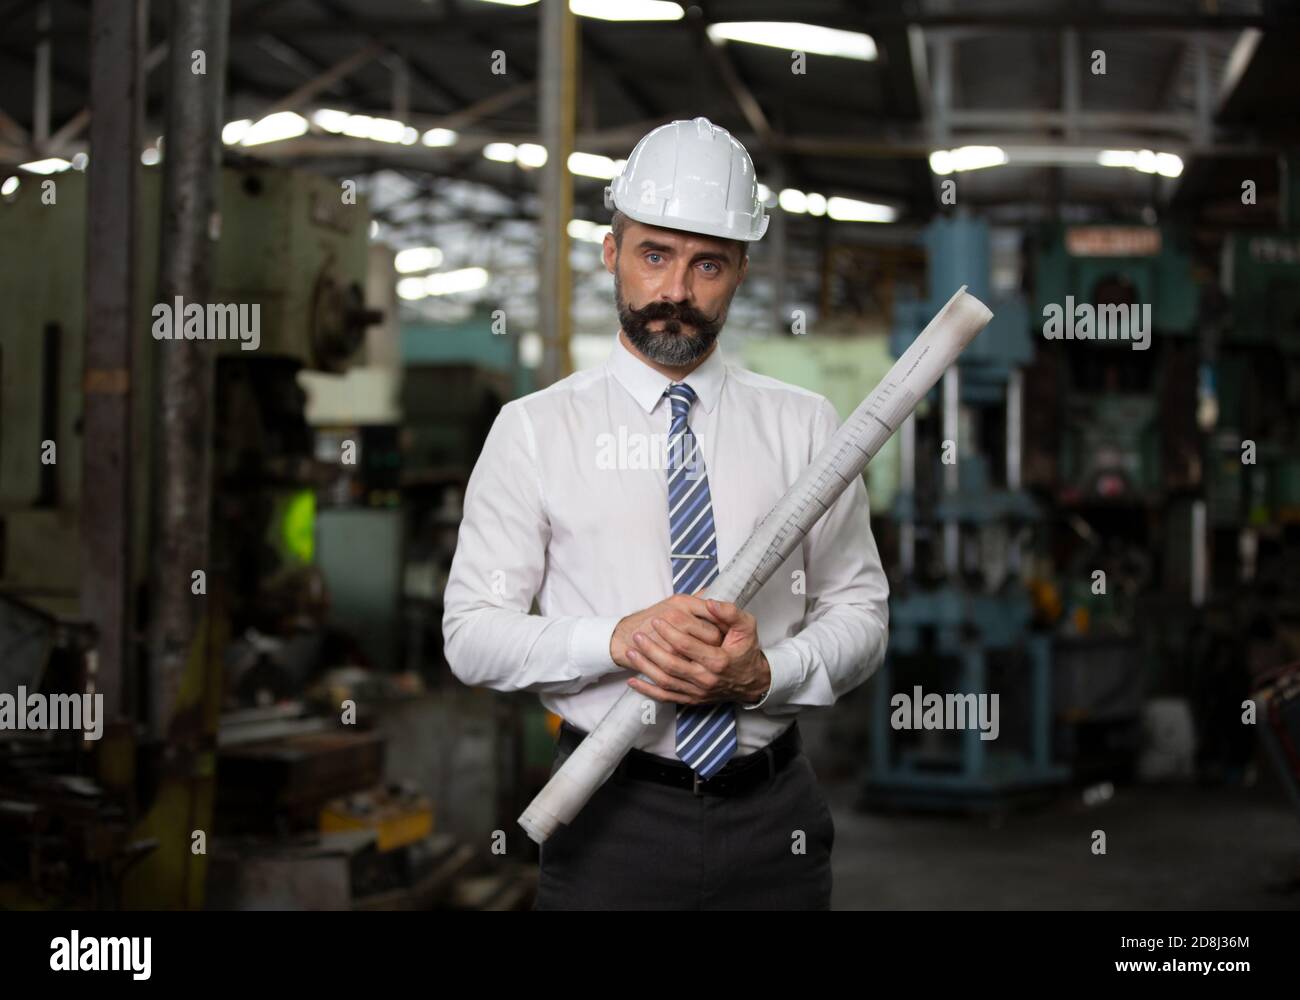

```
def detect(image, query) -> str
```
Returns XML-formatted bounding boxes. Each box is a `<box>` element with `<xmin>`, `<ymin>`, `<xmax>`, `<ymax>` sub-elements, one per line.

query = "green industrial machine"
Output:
<box><xmin>0</xmin><ymin>162</ymin><xmax>376</xmax><ymax>909</ymax></box>
<box><xmin>1032</xmin><ymin>223</ymin><xmax>1200</xmax><ymax>505</ymax></box>
<box><xmin>866</xmin><ymin>216</ymin><xmax>1067</xmax><ymax>811</ymax></box>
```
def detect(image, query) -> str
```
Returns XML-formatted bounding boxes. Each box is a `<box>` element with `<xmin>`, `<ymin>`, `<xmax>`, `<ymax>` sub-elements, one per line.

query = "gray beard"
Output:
<box><xmin>615</xmin><ymin>269</ymin><xmax>723</xmax><ymax>367</ymax></box>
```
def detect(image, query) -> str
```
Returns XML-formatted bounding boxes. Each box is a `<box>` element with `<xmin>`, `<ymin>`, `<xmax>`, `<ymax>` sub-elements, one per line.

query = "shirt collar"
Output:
<box><xmin>607</xmin><ymin>329</ymin><xmax>726</xmax><ymax>415</ymax></box>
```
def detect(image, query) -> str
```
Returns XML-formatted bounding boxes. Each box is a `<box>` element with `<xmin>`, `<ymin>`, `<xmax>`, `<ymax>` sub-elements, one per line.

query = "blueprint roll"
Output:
<box><xmin>518</xmin><ymin>286</ymin><xmax>994</xmax><ymax>844</ymax></box>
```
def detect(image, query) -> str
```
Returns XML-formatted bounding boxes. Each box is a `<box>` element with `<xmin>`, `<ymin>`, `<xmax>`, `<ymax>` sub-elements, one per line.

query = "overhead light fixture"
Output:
<box><xmin>483</xmin><ymin>142</ymin><xmax>517</xmax><ymax>163</ymax></box>
<box><xmin>18</xmin><ymin>157</ymin><xmax>72</xmax><ymax>174</ymax></box>
<box><xmin>427</xmin><ymin>267</ymin><xmax>489</xmax><ymax>296</ymax></box>
<box><xmin>312</xmin><ymin>109</ymin><xmax>351</xmax><ymax>133</ymax></box>
<box><xmin>1098</xmin><ymin>149</ymin><xmax>1183</xmax><ymax>178</ymax></box>
<box><xmin>515</xmin><ymin>143</ymin><xmax>548</xmax><ymax>168</ymax></box>
<box><xmin>568</xmin><ymin>152</ymin><xmax>623</xmax><ymax>179</ymax></box>
<box><xmin>477</xmin><ymin>0</ymin><xmax>684</xmax><ymax>19</ymax></box>
<box><xmin>240</xmin><ymin>111</ymin><xmax>308</xmax><ymax>146</ymax></box>
<box><xmin>422</xmin><ymin>127</ymin><xmax>458</xmax><ymax>147</ymax></box>
<box><xmin>222</xmin><ymin>119</ymin><xmax>252</xmax><ymax>144</ymax></box>
<box><xmin>1</xmin><ymin>176</ymin><xmax>19</xmax><ymax>195</ymax></box>
<box><xmin>568</xmin><ymin>219</ymin><xmax>612</xmax><ymax>243</ymax></box>
<box><xmin>778</xmin><ymin>188</ymin><xmax>808</xmax><ymax>213</ymax></box>
<box><xmin>394</xmin><ymin>246</ymin><xmax>445</xmax><ymax>273</ymax></box>
<box><xmin>570</xmin><ymin>0</ymin><xmax>683</xmax><ymax>21</ymax></box>
<box><xmin>929</xmin><ymin>146</ymin><xmax>1008</xmax><ymax>175</ymax></box>
<box><xmin>707</xmin><ymin>22</ymin><xmax>877</xmax><ymax>61</ymax></box>
<box><xmin>826</xmin><ymin>196</ymin><xmax>896</xmax><ymax>223</ymax></box>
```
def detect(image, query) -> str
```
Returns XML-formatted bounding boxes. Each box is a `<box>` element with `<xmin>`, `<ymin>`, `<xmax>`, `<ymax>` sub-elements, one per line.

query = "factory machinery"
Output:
<box><xmin>866</xmin><ymin>205</ymin><xmax>1300</xmax><ymax>810</ymax></box>
<box><xmin>0</xmin><ymin>162</ymin><xmax>460</xmax><ymax>909</ymax></box>
<box><xmin>866</xmin><ymin>217</ymin><xmax>1066</xmax><ymax>810</ymax></box>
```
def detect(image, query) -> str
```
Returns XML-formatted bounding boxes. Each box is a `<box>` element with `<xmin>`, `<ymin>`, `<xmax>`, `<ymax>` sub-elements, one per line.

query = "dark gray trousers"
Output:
<box><xmin>533</xmin><ymin>734</ymin><xmax>835</xmax><ymax>910</ymax></box>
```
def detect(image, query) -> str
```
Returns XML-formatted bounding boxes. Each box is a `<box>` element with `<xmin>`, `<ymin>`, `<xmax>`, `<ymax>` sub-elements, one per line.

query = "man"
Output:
<box><xmin>442</xmin><ymin>116</ymin><xmax>889</xmax><ymax>910</ymax></box>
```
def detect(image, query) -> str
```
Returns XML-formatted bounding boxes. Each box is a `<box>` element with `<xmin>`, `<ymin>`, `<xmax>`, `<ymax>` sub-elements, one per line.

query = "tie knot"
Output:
<box><xmin>666</xmin><ymin>382</ymin><xmax>697</xmax><ymax>417</ymax></box>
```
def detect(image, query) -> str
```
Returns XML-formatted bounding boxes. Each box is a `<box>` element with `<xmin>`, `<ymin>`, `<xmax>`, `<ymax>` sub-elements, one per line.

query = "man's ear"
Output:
<box><xmin>737</xmin><ymin>251</ymin><xmax>749</xmax><ymax>284</ymax></box>
<box><xmin>602</xmin><ymin>233</ymin><xmax>617</xmax><ymax>274</ymax></box>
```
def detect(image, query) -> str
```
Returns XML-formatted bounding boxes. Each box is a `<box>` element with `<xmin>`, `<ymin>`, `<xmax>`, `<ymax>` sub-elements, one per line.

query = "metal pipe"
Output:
<box><xmin>147</xmin><ymin>0</ymin><xmax>230</xmax><ymax>739</ymax></box>
<box><xmin>537</xmin><ymin>0</ymin><xmax>576</xmax><ymax>386</ymax></box>
<box><xmin>33</xmin><ymin>1</ymin><xmax>51</xmax><ymax>148</ymax></box>
<box><xmin>83</xmin><ymin>0</ymin><xmax>148</xmax><ymax>724</ymax></box>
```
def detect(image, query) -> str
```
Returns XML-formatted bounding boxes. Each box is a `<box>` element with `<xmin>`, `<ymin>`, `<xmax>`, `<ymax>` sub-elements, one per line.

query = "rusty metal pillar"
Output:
<box><xmin>538</xmin><ymin>0</ymin><xmax>577</xmax><ymax>386</ymax></box>
<box><xmin>83</xmin><ymin>0</ymin><xmax>148</xmax><ymax>724</ymax></box>
<box><xmin>146</xmin><ymin>0</ymin><xmax>230</xmax><ymax>741</ymax></box>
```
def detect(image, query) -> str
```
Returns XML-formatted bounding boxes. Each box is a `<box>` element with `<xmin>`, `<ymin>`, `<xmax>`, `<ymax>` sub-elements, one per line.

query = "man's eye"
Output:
<box><xmin>699</xmin><ymin>261</ymin><xmax>718</xmax><ymax>273</ymax></box>
<box><xmin>646</xmin><ymin>252</ymin><xmax>662</xmax><ymax>263</ymax></box>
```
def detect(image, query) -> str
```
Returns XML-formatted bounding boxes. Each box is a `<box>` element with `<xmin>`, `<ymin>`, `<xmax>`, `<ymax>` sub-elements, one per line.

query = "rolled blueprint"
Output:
<box><xmin>518</xmin><ymin>286</ymin><xmax>994</xmax><ymax>843</ymax></box>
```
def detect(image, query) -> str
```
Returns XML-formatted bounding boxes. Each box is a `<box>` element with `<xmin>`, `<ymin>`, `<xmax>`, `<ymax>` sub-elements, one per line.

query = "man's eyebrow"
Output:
<box><xmin>634</xmin><ymin>239</ymin><xmax>735</xmax><ymax>264</ymax></box>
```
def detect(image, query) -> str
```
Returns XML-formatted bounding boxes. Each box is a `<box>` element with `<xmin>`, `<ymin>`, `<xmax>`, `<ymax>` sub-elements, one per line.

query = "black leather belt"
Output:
<box><xmin>556</xmin><ymin>718</ymin><xmax>801</xmax><ymax>797</ymax></box>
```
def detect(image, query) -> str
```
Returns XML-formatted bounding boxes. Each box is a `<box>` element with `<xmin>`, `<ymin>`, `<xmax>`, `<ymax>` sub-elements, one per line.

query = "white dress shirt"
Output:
<box><xmin>442</xmin><ymin>327</ymin><xmax>890</xmax><ymax>757</ymax></box>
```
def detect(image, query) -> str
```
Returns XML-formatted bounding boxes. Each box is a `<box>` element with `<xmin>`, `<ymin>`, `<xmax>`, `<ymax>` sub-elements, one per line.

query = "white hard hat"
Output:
<box><xmin>604</xmin><ymin>116</ymin><xmax>769</xmax><ymax>243</ymax></box>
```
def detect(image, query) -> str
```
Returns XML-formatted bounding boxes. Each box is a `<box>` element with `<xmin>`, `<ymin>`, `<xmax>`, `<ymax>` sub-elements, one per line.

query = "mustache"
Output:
<box><xmin>626</xmin><ymin>298</ymin><xmax>717</xmax><ymax>328</ymax></box>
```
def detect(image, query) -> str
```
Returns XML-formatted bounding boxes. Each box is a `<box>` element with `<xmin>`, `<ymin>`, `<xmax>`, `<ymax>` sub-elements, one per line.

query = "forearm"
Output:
<box><xmin>442</xmin><ymin>602</ymin><xmax>623</xmax><ymax>694</ymax></box>
<box><xmin>747</xmin><ymin>603</ymin><xmax>888</xmax><ymax>715</ymax></box>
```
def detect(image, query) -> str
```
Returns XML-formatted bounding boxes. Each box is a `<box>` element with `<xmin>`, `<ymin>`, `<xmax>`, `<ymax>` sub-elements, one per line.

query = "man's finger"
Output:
<box><xmin>629</xmin><ymin>644</ymin><xmax>712</xmax><ymax>697</ymax></box>
<box><xmin>651</xmin><ymin>617</ymin><xmax>728</xmax><ymax>673</ymax></box>
<box><xmin>627</xmin><ymin>676</ymin><xmax>694</xmax><ymax>705</ymax></box>
<box><xmin>666</xmin><ymin>612</ymin><xmax>723</xmax><ymax>645</ymax></box>
<box><xmin>704</xmin><ymin>598</ymin><xmax>741</xmax><ymax>623</ymax></box>
<box><xmin>631</xmin><ymin>633</ymin><xmax>715</xmax><ymax>691</ymax></box>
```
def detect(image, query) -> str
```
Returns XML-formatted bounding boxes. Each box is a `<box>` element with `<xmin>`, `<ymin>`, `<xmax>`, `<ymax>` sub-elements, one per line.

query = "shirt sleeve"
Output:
<box><xmin>441</xmin><ymin>400</ymin><xmax>623</xmax><ymax>695</ymax></box>
<box><xmin>743</xmin><ymin>396</ymin><xmax>890</xmax><ymax>715</ymax></box>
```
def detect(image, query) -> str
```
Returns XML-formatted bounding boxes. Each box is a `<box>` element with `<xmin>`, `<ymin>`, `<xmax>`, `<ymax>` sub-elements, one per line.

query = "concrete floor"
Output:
<box><xmin>824</xmin><ymin>775</ymin><xmax>1300</xmax><ymax>910</ymax></box>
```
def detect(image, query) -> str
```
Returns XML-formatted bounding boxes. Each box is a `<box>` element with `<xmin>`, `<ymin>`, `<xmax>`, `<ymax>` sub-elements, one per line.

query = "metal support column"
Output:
<box><xmin>147</xmin><ymin>0</ymin><xmax>230</xmax><ymax>740</ymax></box>
<box><xmin>83</xmin><ymin>0</ymin><xmax>147</xmax><ymax>724</ymax></box>
<box><xmin>538</xmin><ymin>0</ymin><xmax>577</xmax><ymax>386</ymax></box>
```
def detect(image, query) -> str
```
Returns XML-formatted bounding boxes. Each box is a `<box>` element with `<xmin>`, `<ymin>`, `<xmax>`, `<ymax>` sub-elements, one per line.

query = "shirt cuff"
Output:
<box><xmin>742</xmin><ymin>645</ymin><xmax>800</xmax><ymax>711</ymax></box>
<box><xmin>567</xmin><ymin>616</ymin><xmax>622</xmax><ymax>680</ymax></box>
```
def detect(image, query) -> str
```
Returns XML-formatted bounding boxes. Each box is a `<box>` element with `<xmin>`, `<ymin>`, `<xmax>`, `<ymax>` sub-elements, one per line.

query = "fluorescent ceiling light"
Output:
<box><xmin>483</xmin><ymin>142</ymin><xmax>517</xmax><ymax>163</ymax></box>
<box><xmin>394</xmin><ymin>247</ymin><xmax>445</xmax><ymax>273</ymax></box>
<box><xmin>477</xmin><ymin>0</ymin><xmax>684</xmax><ymax>17</ymax></box>
<box><xmin>568</xmin><ymin>219</ymin><xmax>612</xmax><ymax>243</ymax></box>
<box><xmin>805</xmin><ymin>192</ymin><xmax>827</xmax><ymax>216</ymax></box>
<box><xmin>426</xmin><ymin>267</ymin><xmax>489</xmax><ymax>296</ymax></box>
<box><xmin>570</xmin><ymin>0</ymin><xmax>683</xmax><ymax>21</ymax></box>
<box><xmin>515</xmin><ymin>143</ymin><xmax>548</xmax><ymax>168</ymax></box>
<box><xmin>1</xmin><ymin>176</ymin><xmax>19</xmax><ymax>195</ymax></box>
<box><xmin>312</xmin><ymin>109</ymin><xmax>351</xmax><ymax>133</ymax></box>
<box><xmin>19</xmin><ymin>157</ymin><xmax>72</xmax><ymax>174</ymax></box>
<box><xmin>568</xmin><ymin>152</ymin><xmax>623</xmax><ymax>179</ymax></box>
<box><xmin>222</xmin><ymin>119</ymin><xmax>252</xmax><ymax>144</ymax></box>
<box><xmin>778</xmin><ymin>188</ymin><xmax>808</xmax><ymax>213</ymax></box>
<box><xmin>241</xmin><ymin>111</ymin><xmax>308</xmax><ymax>146</ymax></box>
<box><xmin>826</xmin><ymin>196</ymin><xmax>896</xmax><ymax>223</ymax></box>
<box><xmin>929</xmin><ymin>146</ymin><xmax>1008</xmax><ymax>175</ymax></box>
<box><xmin>422</xmin><ymin>128</ymin><xmax>458</xmax><ymax>147</ymax></box>
<box><xmin>1098</xmin><ymin>149</ymin><xmax>1183</xmax><ymax>178</ymax></box>
<box><xmin>397</xmin><ymin>276</ymin><xmax>430</xmax><ymax>301</ymax></box>
<box><xmin>707</xmin><ymin>22</ymin><xmax>876</xmax><ymax>61</ymax></box>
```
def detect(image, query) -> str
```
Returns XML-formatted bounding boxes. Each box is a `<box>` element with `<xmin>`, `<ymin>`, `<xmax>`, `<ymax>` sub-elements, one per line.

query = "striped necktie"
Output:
<box><xmin>664</xmin><ymin>382</ymin><xmax>737</xmax><ymax>778</ymax></box>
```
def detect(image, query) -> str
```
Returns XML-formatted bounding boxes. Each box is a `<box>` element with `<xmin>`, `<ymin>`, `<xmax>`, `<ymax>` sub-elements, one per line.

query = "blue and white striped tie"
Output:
<box><xmin>664</xmin><ymin>382</ymin><xmax>737</xmax><ymax>779</ymax></box>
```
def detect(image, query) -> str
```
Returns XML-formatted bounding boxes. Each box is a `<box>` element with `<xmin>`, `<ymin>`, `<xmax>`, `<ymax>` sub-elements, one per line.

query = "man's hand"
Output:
<box><xmin>610</xmin><ymin>594</ymin><xmax>723</xmax><ymax>669</ymax></box>
<box><xmin>624</xmin><ymin>599</ymin><xmax>771</xmax><ymax>706</ymax></box>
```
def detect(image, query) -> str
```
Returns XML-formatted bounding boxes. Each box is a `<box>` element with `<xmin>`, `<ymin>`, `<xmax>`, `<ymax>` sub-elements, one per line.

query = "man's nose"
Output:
<box><xmin>659</xmin><ymin>261</ymin><xmax>691</xmax><ymax>303</ymax></box>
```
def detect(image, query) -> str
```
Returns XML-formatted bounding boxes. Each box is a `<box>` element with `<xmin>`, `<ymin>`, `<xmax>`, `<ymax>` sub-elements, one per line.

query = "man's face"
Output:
<box><xmin>603</xmin><ymin>219</ymin><xmax>748</xmax><ymax>367</ymax></box>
